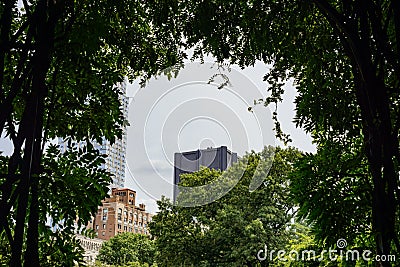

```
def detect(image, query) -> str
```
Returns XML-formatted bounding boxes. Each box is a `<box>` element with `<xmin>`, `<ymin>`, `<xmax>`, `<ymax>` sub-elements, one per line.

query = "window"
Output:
<box><xmin>118</xmin><ymin>208</ymin><xmax>122</xmax><ymax>221</ymax></box>
<box><xmin>118</xmin><ymin>224</ymin><xmax>121</xmax><ymax>229</ymax></box>
<box><xmin>102</xmin><ymin>231</ymin><xmax>105</xmax><ymax>236</ymax></box>
<box><xmin>102</xmin><ymin>208</ymin><xmax>108</xmax><ymax>220</ymax></box>
<box><xmin>124</xmin><ymin>209</ymin><xmax>128</xmax><ymax>222</ymax></box>
<box><xmin>124</xmin><ymin>226</ymin><xmax>127</xmax><ymax>231</ymax></box>
<box><xmin>96</xmin><ymin>225</ymin><xmax>99</xmax><ymax>230</ymax></box>
<box><xmin>103</xmin><ymin>224</ymin><xmax>106</xmax><ymax>229</ymax></box>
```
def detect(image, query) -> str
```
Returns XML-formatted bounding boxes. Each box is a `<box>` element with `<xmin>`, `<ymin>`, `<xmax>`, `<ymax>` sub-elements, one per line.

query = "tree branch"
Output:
<box><xmin>0</xmin><ymin>28</ymin><xmax>33</xmax><ymax>136</ymax></box>
<box><xmin>22</xmin><ymin>0</ymin><xmax>31</xmax><ymax>17</ymax></box>
<box><xmin>9</xmin><ymin>19</ymin><xmax>30</xmax><ymax>46</ymax></box>
<box><xmin>366</xmin><ymin>0</ymin><xmax>400</xmax><ymax>82</ymax></box>
<box><xmin>311</xmin><ymin>0</ymin><xmax>369</xmax><ymax>81</ymax></box>
<box><xmin>0</xmin><ymin>0</ymin><xmax>17</xmax><ymax>99</ymax></box>
<box><xmin>391</xmin><ymin>0</ymin><xmax>400</xmax><ymax>60</ymax></box>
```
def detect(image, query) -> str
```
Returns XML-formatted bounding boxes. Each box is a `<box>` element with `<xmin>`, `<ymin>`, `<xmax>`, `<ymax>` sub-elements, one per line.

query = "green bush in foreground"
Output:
<box><xmin>97</xmin><ymin>233</ymin><xmax>156</xmax><ymax>266</ymax></box>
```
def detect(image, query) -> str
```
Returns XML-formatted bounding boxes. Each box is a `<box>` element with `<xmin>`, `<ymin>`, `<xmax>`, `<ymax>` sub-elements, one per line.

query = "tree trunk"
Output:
<box><xmin>356</xmin><ymin>73</ymin><xmax>397</xmax><ymax>267</ymax></box>
<box><xmin>9</xmin><ymin>91</ymin><xmax>39</xmax><ymax>267</ymax></box>
<box><xmin>313</xmin><ymin>1</ymin><xmax>399</xmax><ymax>264</ymax></box>
<box><xmin>8</xmin><ymin>0</ymin><xmax>58</xmax><ymax>265</ymax></box>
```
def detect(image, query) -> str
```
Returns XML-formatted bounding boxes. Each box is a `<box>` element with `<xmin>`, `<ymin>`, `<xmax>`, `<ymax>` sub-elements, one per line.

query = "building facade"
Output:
<box><xmin>58</xmin><ymin>82</ymin><xmax>128</xmax><ymax>189</ymax></box>
<box><xmin>89</xmin><ymin>188</ymin><xmax>152</xmax><ymax>240</ymax></box>
<box><xmin>173</xmin><ymin>146</ymin><xmax>238</xmax><ymax>200</ymax></box>
<box><xmin>75</xmin><ymin>234</ymin><xmax>104</xmax><ymax>264</ymax></box>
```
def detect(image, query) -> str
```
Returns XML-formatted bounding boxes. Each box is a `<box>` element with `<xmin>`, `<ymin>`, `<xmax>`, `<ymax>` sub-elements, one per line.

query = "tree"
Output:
<box><xmin>97</xmin><ymin>233</ymin><xmax>156</xmax><ymax>266</ymax></box>
<box><xmin>145</xmin><ymin>1</ymin><xmax>400</xmax><ymax>264</ymax></box>
<box><xmin>150</xmin><ymin>146</ymin><xmax>301</xmax><ymax>266</ymax></box>
<box><xmin>1</xmin><ymin>143</ymin><xmax>112</xmax><ymax>266</ymax></box>
<box><xmin>0</xmin><ymin>0</ymin><xmax>181</xmax><ymax>265</ymax></box>
<box><xmin>290</xmin><ymin>137</ymin><xmax>376</xmax><ymax>255</ymax></box>
<box><xmin>38</xmin><ymin>145</ymin><xmax>112</xmax><ymax>266</ymax></box>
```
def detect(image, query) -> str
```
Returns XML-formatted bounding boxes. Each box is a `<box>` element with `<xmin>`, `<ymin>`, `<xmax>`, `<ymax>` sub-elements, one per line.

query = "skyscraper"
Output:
<box><xmin>173</xmin><ymin>146</ymin><xmax>238</xmax><ymax>201</ymax></box>
<box><xmin>58</xmin><ymin>81</ymin><xmax>128</xmax><ymax>189</ymax></box>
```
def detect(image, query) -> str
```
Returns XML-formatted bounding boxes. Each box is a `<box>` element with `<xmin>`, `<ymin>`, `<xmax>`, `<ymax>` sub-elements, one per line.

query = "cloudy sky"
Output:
<box><xmin>125</xmin><ymin>60</ymin><xmax>315</xmax><ymax>213</ymax></box>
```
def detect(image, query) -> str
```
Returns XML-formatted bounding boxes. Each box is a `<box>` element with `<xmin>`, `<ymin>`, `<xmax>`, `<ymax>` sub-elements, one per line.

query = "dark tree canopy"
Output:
<box><xmin>145</xmin><ymin>1</ymin><xmax>400</xmax><ymax>265</ymax></box>
<box><xmin>0</xmin><ymin>0</ymin><xmax>182</xmax><ymax>265</ymax></box>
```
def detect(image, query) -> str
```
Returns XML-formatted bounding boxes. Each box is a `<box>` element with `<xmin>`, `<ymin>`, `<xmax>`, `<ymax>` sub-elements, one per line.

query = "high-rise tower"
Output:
<box><xmin>97</xmin><ymin>81</ymin><xmax>128</xmax><ymax>188</ymax></box>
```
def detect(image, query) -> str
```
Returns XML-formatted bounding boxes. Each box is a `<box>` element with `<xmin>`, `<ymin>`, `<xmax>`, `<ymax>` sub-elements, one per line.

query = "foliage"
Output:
<box><xmin>0</xmin><ymin>0</ymin><xmax>182</xmax><ymax>265</ymax></box>
<box><xmin>38</xmin><ymin>144</ymin><xmax>112</xmax><ymax>266</ymax></box>
<box><xmin>0</xmin><ymin>143</ymin><xmax>112</xmax><ymax>266</ymax></box>
<box><xmin>0</xmin><ymin>231</ymin><xmax>11</xmax><ymax>266</ymax></box>
<box><xmin>94</xmin><ymin>261</ymin><xmax>156</xmax><ymax>267</ymax></box>
<box><xmin>97</xmin><ymin>233</ymin><xmax>156</xmax><ymax>266</ymax></box>
<box><xmin>290</xmin><ymin>137</ymin><xmax>374</xmax><ymax>249</ymax></box>
<box><xmin>150</xmin><ymin>146</ymin><xmax>301</xmax><ymax>267</ymax></box>
<box><xmin>146</xmin><ymin>0</ymin><xmax>400</xmax><ymax>263</ymax></box>
<box><xmin>280</xmin><ymin>223</ymin><xmax>321</xmax><ymax>267</ymax></box>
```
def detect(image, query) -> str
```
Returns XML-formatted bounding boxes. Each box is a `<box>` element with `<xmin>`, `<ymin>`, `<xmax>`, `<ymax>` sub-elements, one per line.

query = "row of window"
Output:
<box><xmin>96</xmin><ymin>222</ymin><xmax>146</xmax><ymax>229</ymax></box>
<box><xmin>102</xmin><ymin>209</ymin><xmax>149</xmax><ymax>222</ymax></box>
<box><xmin>117</xmin><ymin>224</ymin><xmax>147</xmax><ymax>230</ymax></box>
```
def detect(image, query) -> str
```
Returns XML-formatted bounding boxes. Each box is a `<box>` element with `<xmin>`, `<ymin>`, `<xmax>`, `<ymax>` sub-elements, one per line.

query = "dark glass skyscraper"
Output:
<box><xmin>173</xmin><ymin>146</ymin><xmax>237</xmax><ymax>201</ymax></box>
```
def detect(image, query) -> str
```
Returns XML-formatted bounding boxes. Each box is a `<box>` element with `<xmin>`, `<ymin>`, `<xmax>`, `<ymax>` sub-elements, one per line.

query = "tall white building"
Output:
<box><xmin>94</xmin><ymin>134</ymin><xmax>127</xmax><ymax>188</ymax></box>
<box><xmin>58</xmin><ymin>82</ymin><xmax>128</xmax><ymax>189</ymax></box>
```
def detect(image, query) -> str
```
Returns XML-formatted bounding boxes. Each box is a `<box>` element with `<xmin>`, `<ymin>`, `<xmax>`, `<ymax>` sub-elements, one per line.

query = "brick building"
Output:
<box><xmin>89</xmin><ymin>188</ymin><xmax>153</xmax><ymax>240</ymax></box>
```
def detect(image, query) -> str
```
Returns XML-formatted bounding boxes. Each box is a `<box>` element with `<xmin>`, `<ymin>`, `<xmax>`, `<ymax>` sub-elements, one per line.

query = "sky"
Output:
<box><xmin>0</xmin><ymin>59</ymin><xmax>315</xmax><ymax>214</ymax></box>
<box><xmin>125</xmin><ymin>60</ymin><xmax>315</xmax><ymax>213</ymax></box>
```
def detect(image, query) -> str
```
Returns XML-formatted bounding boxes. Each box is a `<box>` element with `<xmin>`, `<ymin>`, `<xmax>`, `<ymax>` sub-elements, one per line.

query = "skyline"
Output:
<box><xmin>125</xmin><ymin>60</ymin><xmax>315</xmax><ymax>213</ymax></box>
<box><xmin>0</xmin><ymin>61</ymin><xmax>315</xmax><ymax>214</ymax></box>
